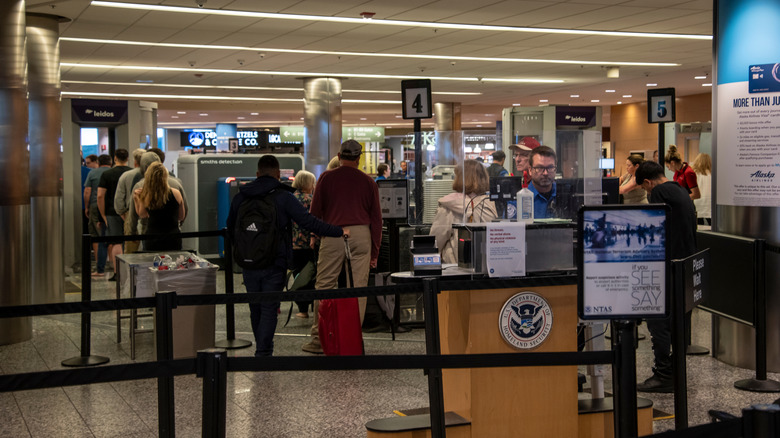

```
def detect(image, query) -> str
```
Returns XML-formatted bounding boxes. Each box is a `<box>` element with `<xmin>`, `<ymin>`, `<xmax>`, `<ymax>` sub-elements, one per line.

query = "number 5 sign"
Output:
<box><xmin>647</xmin><ymin>88</ymin><xmax>676</xmax><ymax>123</ymax></box>
<box><xmin>401</xmin><ymin>79</ymin><xmax>433</xmax><ymax>119</ymax></box>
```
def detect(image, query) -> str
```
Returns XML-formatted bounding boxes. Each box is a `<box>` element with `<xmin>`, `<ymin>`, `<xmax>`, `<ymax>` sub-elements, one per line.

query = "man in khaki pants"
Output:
<box><xmin>302</xmin><ymin>140</ymin><xmax>382</xmax><ymax>354</ymax></box>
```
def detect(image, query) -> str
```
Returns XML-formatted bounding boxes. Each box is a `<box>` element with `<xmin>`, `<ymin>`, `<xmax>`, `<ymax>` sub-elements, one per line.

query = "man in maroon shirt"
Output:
<box><xmin>302</xmin><ymin>139</ymin><xmax>382</xmax><ymax>354</ymax></box>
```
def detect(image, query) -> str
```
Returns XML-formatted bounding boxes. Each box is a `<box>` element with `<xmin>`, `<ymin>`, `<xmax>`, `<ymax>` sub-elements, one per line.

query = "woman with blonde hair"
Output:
<box><xmin>619</xmin><ymin>154</ymin><xmax>648</xmax><ymax>204</ymax></box>
<box><xmin>133</xmin><ymin>162</ymin><xmax>185</xmax><ymax>250</ymax></box>
<box><xmin>429</xmin><ymin>160</ymin><xmax>497</xmax><ymax>264</ymax></box>
<box><xmin>692</xmin><ymin>153</ymin><xmax>712</xmax><ymax>225</ymax></box>
<box><xmin>290</xmin><ymin>169</ymin><xmax>317</xmax><ymax>317</ymax></box>
<box><xmin>665</xmin><ymin>145</ymin><xmax>700</xmax><ymax>200</ymax></box>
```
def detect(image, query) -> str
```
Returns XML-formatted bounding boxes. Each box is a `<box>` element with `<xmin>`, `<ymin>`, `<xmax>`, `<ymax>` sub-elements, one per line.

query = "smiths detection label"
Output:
<box><xmin>749</xmin><ymin>64</ymin><xmax>780</xmax><ymax>93</ymax></box>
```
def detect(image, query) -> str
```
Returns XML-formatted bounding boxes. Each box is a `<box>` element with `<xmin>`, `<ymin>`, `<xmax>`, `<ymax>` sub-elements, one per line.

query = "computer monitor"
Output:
<box><xmin>602</xmin><ymin>177</ymin><xmax>620</xmax><ymax>204</ymax></box>
<box><xmin>599</xmin><ymin>158</ymin><xmax>615</xmax><ymax>169</ymax></box>
<box><xmin>489</xmin><ymin>176</ymin><xmax>524</xmax><ymax>219</ymax></box>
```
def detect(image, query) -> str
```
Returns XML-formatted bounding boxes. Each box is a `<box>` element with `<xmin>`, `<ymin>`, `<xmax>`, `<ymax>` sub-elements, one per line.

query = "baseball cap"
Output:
<box><xmin>339</xmin><ymin>139</ymin><xmax>363</xmax><ymax>159</ymax></box>
<box><xmin>508</xmin><ymin>136</ymin><xmax>541</xmax><ymax>152</ymax></box>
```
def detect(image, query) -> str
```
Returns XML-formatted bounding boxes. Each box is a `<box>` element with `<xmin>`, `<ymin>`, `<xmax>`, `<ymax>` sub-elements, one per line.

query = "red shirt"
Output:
<box><xmin>311</xmin><ymin>166</ymin><xmax>382</xmax><ymax>261</ymax></box>
<box><xmin>673</xmin><ymin>163</ymin><xmax>698</xmax><ymax>193</ymax></box>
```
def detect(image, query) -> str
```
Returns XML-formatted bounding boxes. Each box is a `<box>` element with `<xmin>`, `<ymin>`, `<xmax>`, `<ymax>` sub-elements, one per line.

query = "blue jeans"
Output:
<box><xmin>243</xmin><ymin>267</ymin><xmax>285</xmax><ymax>356</ymax></box>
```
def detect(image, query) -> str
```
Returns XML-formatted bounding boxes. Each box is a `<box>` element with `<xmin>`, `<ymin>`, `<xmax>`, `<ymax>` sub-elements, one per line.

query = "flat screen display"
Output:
<box><xmin>598</xmin><ymin>158</ymin><xmax>615</xmax><ymax>169</ymax></box>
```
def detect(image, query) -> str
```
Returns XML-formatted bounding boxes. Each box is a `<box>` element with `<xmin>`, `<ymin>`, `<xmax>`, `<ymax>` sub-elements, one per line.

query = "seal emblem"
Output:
<box><xmin>498</xmin><ymin>292</ymin><xmax>553</xmax><ymax>349</ymax></box>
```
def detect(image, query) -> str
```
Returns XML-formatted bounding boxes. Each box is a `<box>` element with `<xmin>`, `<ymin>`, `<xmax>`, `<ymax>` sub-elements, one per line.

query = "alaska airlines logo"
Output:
<box><xmin>84</xmin><ymin>109</ymin><xmax>115</xmax><ymax>118</ymax></box>
<box><xmin>751</xmin><ymin>170</ymin><xmax>775</xmax><ymax>181</ymax></box>
<box><xmin>498</xmin><ymin>292</ymin><xmax>553</xmax><ymax>350</ymax></box>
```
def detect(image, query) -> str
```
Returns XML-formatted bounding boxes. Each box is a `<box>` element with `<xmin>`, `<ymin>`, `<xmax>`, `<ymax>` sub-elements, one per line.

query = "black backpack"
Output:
<box><xmin>233</xmin><ymin>191</ymin><xmax>281</xmax><ymax>269</ymax></box>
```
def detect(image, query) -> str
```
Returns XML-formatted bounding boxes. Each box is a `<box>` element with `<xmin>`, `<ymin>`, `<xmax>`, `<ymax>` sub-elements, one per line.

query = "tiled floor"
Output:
<box><xmin>1</xmin><ymin>268</ymin><xmax>779</xmax><ymax>437</ymax></box>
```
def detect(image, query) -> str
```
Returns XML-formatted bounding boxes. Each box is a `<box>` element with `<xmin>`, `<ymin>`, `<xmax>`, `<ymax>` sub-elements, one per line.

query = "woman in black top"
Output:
<box><xmin>133</xmin><ymin>162</ymin><xmax>185</xmax><ymax>251</ymax></box>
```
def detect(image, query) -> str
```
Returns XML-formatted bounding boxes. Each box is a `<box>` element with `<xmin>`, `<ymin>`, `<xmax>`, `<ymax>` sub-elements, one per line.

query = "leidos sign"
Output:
<box><xmin>72</xmin><ymin>99</ymin><xmax>128</xmax><ymax>125</ymax></box>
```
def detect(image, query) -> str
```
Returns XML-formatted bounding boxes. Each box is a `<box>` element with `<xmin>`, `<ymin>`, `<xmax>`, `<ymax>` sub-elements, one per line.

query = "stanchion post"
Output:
<box><xmin>197</xmin><ymin>348</ymin><xmax>228</xmax><ymax>438</ymax></box>
<box><xmin>611</xmin><ymin>320</ymin><xmax>638</xmax><ymax>438</ymax></box>
<box><xmin>62</xmin><ymin>234</ymin><xmax>110</xmax><ymax>367</ymax></box>
<box><xmin>742</xmin><ymin>404</ymin><xmax>780</xmax><ymax>437</ymax></box>
<box><xmin>215</xmin><ymin>229</ymin><xmax>252</xmax><ymax>350</ymax></box>
<box><xmin>422</xmin><ymin>278</ymin><xmax>445</xmax><ymax>438</ymax></box>
<box><xmin>672</xmin><ymin>260</ymin><xmax>689</xmax><ymax>429</ymax></box>
<box><xmin>155</xmin><ymin>291</ymin><xmax>177</xmax><ymax>438</ymax></box>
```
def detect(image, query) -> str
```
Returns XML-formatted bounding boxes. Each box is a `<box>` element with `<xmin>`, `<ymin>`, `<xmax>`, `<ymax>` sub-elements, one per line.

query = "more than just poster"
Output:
<box><xmin>486</xmin><ymin>223</ymin><xmax>526</xmax><ymax>277</ymax></box>
<box><xmin>717</xmin><ymin>64</ymin><xmax>780</xmax><ymax>206</ymax></box>
<box><xmin>578</xmin><ymin>206</ymin><xmax>669</xmax><ymax>320</ymax></box>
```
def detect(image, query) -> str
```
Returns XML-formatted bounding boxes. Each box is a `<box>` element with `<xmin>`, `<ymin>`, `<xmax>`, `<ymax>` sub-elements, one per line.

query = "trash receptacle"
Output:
<box><xmin>151</xmin><ymin>263</ymin><xmax>218</xmax><ymax>359</ymax></box>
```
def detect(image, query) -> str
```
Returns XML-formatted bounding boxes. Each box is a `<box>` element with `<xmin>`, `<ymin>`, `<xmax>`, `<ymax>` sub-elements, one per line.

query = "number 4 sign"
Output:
<box><xmin>401</xmin><ymin>79</ymin><xmax>433</xmax><ymax>119</ymax></box>
<box><xmin>647</xmin><ymin>88</ymin><xmax>676</xmax><ymax>123</ymax></box>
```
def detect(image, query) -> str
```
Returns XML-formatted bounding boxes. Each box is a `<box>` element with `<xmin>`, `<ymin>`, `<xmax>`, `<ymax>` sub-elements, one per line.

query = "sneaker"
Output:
<box><xmin>301</xmin><ymin>340</ymin><xmax>323</xmax><ymax>354</ymax></box>
<box><xmin>296</xmin><ymin>312</ymin><xmax>309</xmax><ymax>319</ymax></box>
<box><xmin>637</xmin><ymin>374</ymin><xmax>673</xmax><ymax>393</ymax></box>
<box><xmin>108</xmin><ymin>274</ymin><xmax>117</xmax><ymax>282</ymax></box>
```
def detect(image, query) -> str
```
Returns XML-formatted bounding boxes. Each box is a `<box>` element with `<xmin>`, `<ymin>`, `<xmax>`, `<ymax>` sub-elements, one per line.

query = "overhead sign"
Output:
<box><xmin>280</xmin><ymin>126</ymin><xmax>305</xmax><ymax>142</ymax></box>
<box><xmin>578</xmin><ymin>204</ymin><xmax>671</xmax><ymax>320</ymax></box>
<box><xmin>344</xmin><ymin>126</ymin><xmax>384</xmax><ymax>142</ymax></box>
<box><xmin>71</xmin><ymin>99</ymin><xmax>128</xmax><ymax>125</ymax></box>
<box><xmin>401</xmin><ymin>79</ymin><xmax>433</xmax><ymax>119</ymax></box>
<box><xmin>556</xmin><ymin>106</ymin><xmax>597</xmax><ymax>128</ymax></box>
<box><xmin>647</xmin><ymin>88</ymin><xmax>676</xmax><ymax>123</ymax></box>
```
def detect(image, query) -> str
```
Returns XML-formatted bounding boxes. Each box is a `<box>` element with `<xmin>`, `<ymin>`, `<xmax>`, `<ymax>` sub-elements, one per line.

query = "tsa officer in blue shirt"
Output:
<box><xmin>527</xmin><ymin>145</ymin><xmax>558</xmax><ymax>219</ymax></box>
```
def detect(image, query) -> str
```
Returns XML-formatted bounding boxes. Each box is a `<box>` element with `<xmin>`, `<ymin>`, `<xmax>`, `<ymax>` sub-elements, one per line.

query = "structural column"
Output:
<box><xmin>216</xmin><ymin>123</ymin><xmax>237</xmax><ymax>152</ymax></box>
<box><xmin>27</xmin><ymin>12</ymin><xmax>67</xmax><ymax>305</ymax></box>
<box><xmin>434</xmin><ymin>102</ymin><xmax>462</xmax><ymax>167</ymax></box>
<box><xmin>0</xmin><ymin>0</ymin><xmax>32</xmax><ymax>344</ymax></box>
<box><xmin>303</xmin><ymin>77</ymin><xmax>342</xmax><ymax>178</ymax></box>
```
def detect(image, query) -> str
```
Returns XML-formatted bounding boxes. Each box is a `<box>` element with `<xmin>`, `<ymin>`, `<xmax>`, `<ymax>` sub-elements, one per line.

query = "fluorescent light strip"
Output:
<box><xmin>61</xmin><ymin>62</ymin><xmax>563</xmax><ymax>83</ymax></box>
<box><xmin>61</xmin><ymin>90</ymin><xmax>401</xmax><ymax>104</ymax></box>
<box><xmin>91</xmin><ymin>1</ymin><xmax>712</xmax><ymax>40</ymax></box>
<box><xmin>61</xmin><ymin>37</ymin><xmax>679</xmax><ymax>67</ymax></box>
<box><xmin>60</xmin><ymin>80</ymin><xmax>480</xmax><ymax>95</ymax></box>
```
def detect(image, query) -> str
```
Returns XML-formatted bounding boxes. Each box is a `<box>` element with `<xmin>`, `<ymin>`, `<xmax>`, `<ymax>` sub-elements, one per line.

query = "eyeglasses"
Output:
<box><xmin>531</xmin><ymin>166</ymin><xmax>556</xmax><ymax>174</ymax></box>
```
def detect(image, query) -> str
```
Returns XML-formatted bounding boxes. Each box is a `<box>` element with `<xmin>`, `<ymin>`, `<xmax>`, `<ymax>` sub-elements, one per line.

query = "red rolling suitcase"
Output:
<box><xmin>318</xmin><ymin>237</ymin><xmax>364</xmax><ymax>356</ymax></box>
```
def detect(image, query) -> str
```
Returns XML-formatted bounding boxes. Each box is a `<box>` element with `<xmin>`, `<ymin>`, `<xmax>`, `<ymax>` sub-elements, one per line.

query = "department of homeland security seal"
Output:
<box><xmin>499</xmin><ymin>292</ymin><xmax>553</xmax><ymax>349</ymax></box>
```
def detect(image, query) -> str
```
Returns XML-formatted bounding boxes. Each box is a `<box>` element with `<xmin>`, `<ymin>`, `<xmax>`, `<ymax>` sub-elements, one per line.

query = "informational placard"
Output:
<box><xmin>486</xmin><ymin>223</ymin><xmax>526</xmax><ymax>278</ymax></box>
<box><xmin>682</xmin><ymin>249</ymin><xmax>709</xmax><ymax>313</ymax></box>
<box><xmin>647</xmin><ymin>88</ymin><xmax>676</xmax><ymax>123</ymax></box>
<box><xmin>376</xmin><ymin>179</ymin><xmax>408</xmax><ymax>219</ymax></box>
<box><xmin>401</xmin><ymin>79</ymin><xmax>433</xmax><ymax>119</ymax></box>
<box><xmin>578</xmin><ymin>205</ymin><xmax>670</xmax><ymax>320</ymax></box>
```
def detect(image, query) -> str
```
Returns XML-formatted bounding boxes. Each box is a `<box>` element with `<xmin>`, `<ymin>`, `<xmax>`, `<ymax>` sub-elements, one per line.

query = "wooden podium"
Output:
<box><xmin>438</xmin><ymin>284</ymin><xmax>579</xmax><ymax>437</ymax></box>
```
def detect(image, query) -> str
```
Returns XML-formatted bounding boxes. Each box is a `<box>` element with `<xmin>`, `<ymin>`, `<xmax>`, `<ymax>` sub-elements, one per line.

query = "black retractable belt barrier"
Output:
<box><xmin>672</xmin><ymin>260</ymin><xmax>689</xmax><ymax>429</ymax></box>
<box><xmin>197</xmin><ymin>349</ymin><xmax>228</xmax><ymax>438</ymax></box>
<box><xmin>422</xmin><ymin>278</ymin><xmax>446</xmax><ymax>438</ymax></box>
<box><xmin>155</xmin><ymin>291</ymin><xmax>177</xmax><ymax>438</ymax></box>
<box><xmin>215</xmin><ymin>229</ymin><xmax>252</xmax><ymax>350</ymax></box>
<box><xmin>611</xmin><ymin>320</ymin><xmax>638</xmax><ymax>438</ymax></box>
<box><xmin>62</xmin><ymin>234</ymin><xmax>110</xmax><ymax>368</ymax></box>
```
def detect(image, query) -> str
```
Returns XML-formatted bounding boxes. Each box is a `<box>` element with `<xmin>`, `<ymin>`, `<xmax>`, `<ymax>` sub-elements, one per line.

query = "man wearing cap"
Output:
<box><xmin>302</xmin><ymin>139</ymin><xmax>382</xmax><ymax>354</ymax></box>
<box><xmin>634</xmin><ymin>160</ymin><xmax>697</xmax><ymax>393</ymax></box>
<box><xmin>527</xmin><ymin>145</ymin><xmax>559</xmax><ymax>219</ymax></box>
<box><xmin>487</xmin><ymin>150</ymin><xmax>509</xmax><ymax>178</ymax></box>
<box><xmin>508</xmin><ymin>136</ymin><xmax>540</xmax><ymax>183</ymax></box>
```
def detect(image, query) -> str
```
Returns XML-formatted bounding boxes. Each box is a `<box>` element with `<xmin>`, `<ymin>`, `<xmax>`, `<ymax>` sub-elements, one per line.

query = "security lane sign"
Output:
<box><xmin>647</xmin><ymin>87</ymin><xmax>676</xmax><ymax>123</ymax></box>
<box><xmin>402</xmin><ymin>79</ymin><xmax>433</xmax><ymax>119</ymax></box>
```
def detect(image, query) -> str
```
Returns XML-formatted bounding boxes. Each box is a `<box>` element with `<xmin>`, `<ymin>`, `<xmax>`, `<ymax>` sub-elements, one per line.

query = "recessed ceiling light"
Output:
<box><xmin>171</xmin><ymin>115</ymin><xmax>179</xmax><ymax>118</ymax></box>
<box><xmin>617</xmin><ymin>101</ymin><xmax>622</xmax><ymax>104</ymax></box>
<box><xmin>539</xmin><ymin>99</ymin><xmax>548</xmax><ymax>103</ymax></box>
<box><xmin>695</xmin><ymin>75</ymin><xmax>708</xmax><ymax>79</ymax></box>
<box><xmin>135</xmin><ymin>79</ymin><xmax>153</xmax><ymax>83</ymax></box>
<box><xmin>476</xmin><ymin>125</ymin><xmax>483</xmax><ymax>128</ymax></box>
<box><xmin>605</xmin><ymin>90</ymin><xmax>615</xmax><ymax>93</ymax></box>
<box><xmin>396</xmin><ymin>115</ymin><xmax>402</xmax><ymax>118</ymax></box>
<box><xmin>360</xmin><ymin>117</ymin><xmax>367</xmax><ymax>120</ymax></box>
<box><xmin>622</xmin><ymin>95</ymin><xmax>632</xmax><ymax>98</ymax></box>
<box><xmin>703</xmin><ymin>83</ymin><xmax>712</xmax><ymax>87</ymax></box>
<box><xmin>300</xmin><ymin>117</ymin><xmax>304</xmax><ymax>120</ymax></box>
<box><xmin>646</xmin><ymin>83</ymin><xmax>658</xmax><ymax>87</ymax></box>
<box><xmin>570</xmin><ymin>94</ymin><xmax>579</xmax><ymax>98</ymax></box>
<box><xmin>237</xmin><ymin>117</ymin><xmax>245</xmax><ymax>119</ymax></box>
<box><xmin>512</xmin><ymin>103</ymin><xmax>521</xmax><ymax>106</ymax></box>
<box><xmin>250</xmin><ymin>112</ymin><xmax>259</xmax><ymax>115</ymax></box>
<box><xmin>591</xmin><ymin>100</ymin><xmax>600</xmax><ymax>103</ymax></box>
<box><xmin>199</xmin><ymin>113</ymin><xmax>208</xmax><ymax>116</ymax></box>
<box><xmin>177</xmin><ymin>111</ymin><xmax>186</xmax><ymax>114</ymax></box>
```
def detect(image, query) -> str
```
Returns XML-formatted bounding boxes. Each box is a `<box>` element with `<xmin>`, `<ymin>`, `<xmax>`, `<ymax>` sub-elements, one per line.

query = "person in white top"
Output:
<box><xmin>691</xmin><ymin>153</ymin><xmax>712</xmax><ymax>225</ymax></box>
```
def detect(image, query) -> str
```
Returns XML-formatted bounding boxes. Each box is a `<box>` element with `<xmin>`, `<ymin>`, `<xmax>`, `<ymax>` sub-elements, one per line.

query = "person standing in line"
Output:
<box><xmin>635</xmin><ymin>161</ymin><xmax>697</xmax><ymax>393</ymax></box>
<box><xmin>227</xmin><ymin>156</ymin><xmax>346</xmax><ymax>357</ymax></box>
<box><xmin>129</xmin><ymin>151</ymin><xmax>188</xmax><ymax>238</ymax></box>
<box><xmin>302</xmin><ymin>140</ymin><xmax>382</xmax><ymax>354</ymax></box>
<box><xmin>665</xmin><ymin>145</ymin><xmax>700</xmax><ymax>201</ymax></box>
<box><xmin>97</xmin><ymin>148</ymin><xmax>133</xmax><ymax>280</ymax></box>
<box><xmin>487</xmin><ymin>150</ymin><xmax>509</xmax><ymax>178</ymax></box>
<box><xmin>81</xmin><ymin>154</ymin><xmax>99</xmax><ymax>236</ymax></box>
<box><xmin>508</xmin><ymin>136</ymin><xmax>540</xmax><ymax>183</ymax></box>
<box><xmin>114</xmin><ymin>148</ymin><xmax>146</xmax><ymax>253</ymax></box>
<box><xmin>84</xmin><ymin>154</ymin><xmax>112</xmax><ymax>277</ymax></box>
<box><xmin>133</xmin><ymin>162</ymin><xmax>185</xmax><ymax>251</ymax></box>
<box><xmin>290</xmin><ymin>170</ymin><xmax>318</xmax><ymax>318</ymax></box>
<box><xmin>692</xmin><ymin>153</ymin><xmax>712</xmax><ymax>226</ymax></box>
<box><xmin>619</xmin><ymin>154</ymin><xmax>648</xmax><ymax>204</ymax></box>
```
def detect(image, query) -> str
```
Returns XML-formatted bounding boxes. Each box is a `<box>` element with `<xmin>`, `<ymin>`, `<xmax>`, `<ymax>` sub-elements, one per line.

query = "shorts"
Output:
<box><xmin>105</xmin><ymin>215</ymin><xmax>124</xmax><ymax>237</ymax></box>
<box><xmin>88</xmin><ymin>204</ymin><xmax>104</xmax><ymax>237</ymax></box>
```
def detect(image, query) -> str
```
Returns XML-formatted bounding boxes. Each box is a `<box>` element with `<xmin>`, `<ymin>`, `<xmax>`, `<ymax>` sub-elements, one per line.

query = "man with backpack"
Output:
<box><xmin>227</xmin><ymin>155</ymin><xmax>347</xmax><ymax>357</ymax></box>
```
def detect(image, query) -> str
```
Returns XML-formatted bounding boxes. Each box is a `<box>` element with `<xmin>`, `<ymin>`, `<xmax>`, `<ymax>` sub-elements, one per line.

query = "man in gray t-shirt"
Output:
<box><xmin>83</xmin><ymin>154</ymin><xmax>112</xmax><ymax>275</ymax></box>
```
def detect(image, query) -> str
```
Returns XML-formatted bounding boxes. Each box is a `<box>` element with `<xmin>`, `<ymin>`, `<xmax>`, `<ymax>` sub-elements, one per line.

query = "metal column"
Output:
<box><xmin>303</xmin><ymin>77</ymin><xmax>342</xmax><ymax>178</ymax></box>
<box><xmin>0</xmin><ymin>0</ymin><xmax>32</xmax><ymax>344</ymax></box>
<box><xmin>27</xmin><ymin>12</ymin><xmax>67</xmax><ymax>305</ymax></box>
<box><xmin>434</xmin><ymin>102</ymin><xmax>462</xmax><ymax>166</ymax></box>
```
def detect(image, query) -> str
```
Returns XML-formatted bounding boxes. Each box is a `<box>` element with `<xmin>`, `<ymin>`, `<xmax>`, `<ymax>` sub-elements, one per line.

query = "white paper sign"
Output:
<box><xmin>486</xmin><ymin>223</ymin><xmax>526</xmax><ymax>277</ymax></box>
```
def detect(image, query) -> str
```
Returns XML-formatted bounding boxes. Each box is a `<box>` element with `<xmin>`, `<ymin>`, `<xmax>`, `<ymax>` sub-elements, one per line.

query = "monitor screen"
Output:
<box><xmin>599</xmin><ymin>158</ymin><xmax>615</xmax><ymax>169</ymax></box>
